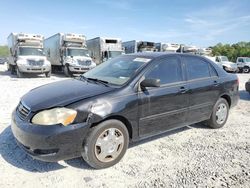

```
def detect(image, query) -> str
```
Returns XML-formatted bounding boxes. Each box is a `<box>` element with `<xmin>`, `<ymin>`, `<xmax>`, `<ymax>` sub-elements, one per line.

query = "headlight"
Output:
<box><xmin>32</xmin><ymin>107</ymin><xmax>77</xmax><ymax>126</ymax></box>
<box><xmin>17</xmin><ymin>60</ymin><xmax>28</xmax><ymax>65</ymax></box>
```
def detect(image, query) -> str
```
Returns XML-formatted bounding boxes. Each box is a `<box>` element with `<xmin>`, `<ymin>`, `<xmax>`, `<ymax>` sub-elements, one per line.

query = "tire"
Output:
<box><xmin>82</xmin><ymin>120</ymin><xmax>129</xmax><ymax>169</ymax></box>
<box><xmin>206</xmin><ymin>98</ymin><xmax>229</xmax><ymax>129</ymax></box>
<box><xmin>45</xmin><ymin>71</ymin><xmax>51</xmax><ymax>78</ymax></box>
<box><xmin>63</xmin><ymin>65</ymin><xmax>72</xmax><ymax>77</ymax></box>
<box><xmin>243</xmin><ymin>67</ymin><xmax>250</xmax><ymax>73</ymax></box>
<box><xmin>16</xmin><ymin>67</ymin><xmax>24</xmax><ymax>78</ymax></box>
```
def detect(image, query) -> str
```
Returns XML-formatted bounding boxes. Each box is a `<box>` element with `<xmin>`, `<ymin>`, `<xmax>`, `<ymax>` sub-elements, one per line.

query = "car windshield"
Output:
<box><xmin>83</xmin><ymin>56</ymin><xmax>152</xmax><ymax>86</ymax></box>
<box><xmin>19</xmin><ymin>47</ymin><xmax>44</xmax><ymax>56</ymax></box>
<box><xmin>221</xmin><ymin>56</ymin><xmax>229</xmax><ymax>61</ymax></box>
<box><xmin>245</xmin><ymin>58</ymin><xmax>250</xmax><ymax>62</ymax></box>
<box><xmin>67</xmin><ymin>48</ymin><xmax>89</xmax><ymax>57</ymax></box>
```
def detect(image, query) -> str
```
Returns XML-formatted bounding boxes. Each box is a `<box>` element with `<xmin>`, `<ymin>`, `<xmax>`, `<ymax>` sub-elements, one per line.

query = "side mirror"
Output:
<box><xmin>140</xmin><ymin>78</ymin><xmax>160</xmax><ymax>88</ymax></box>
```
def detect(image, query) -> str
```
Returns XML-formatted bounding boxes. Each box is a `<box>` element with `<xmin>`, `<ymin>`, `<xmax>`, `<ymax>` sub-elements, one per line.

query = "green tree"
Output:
<box><xmin>212</xmin><ymin>42</ymin><xmax>250</xmax><ymax>62</ymax></box>
<box><xmin>0</xmin><ymin>46</ymin><xmax>9</xmax><ymax>57</ymax></box>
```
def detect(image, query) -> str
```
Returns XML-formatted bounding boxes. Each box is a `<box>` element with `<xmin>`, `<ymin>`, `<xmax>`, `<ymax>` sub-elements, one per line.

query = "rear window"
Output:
<box><xmin>184</xmin><ymin>56</ymin><xmax>210</xmax><ymax>80</ymax></box>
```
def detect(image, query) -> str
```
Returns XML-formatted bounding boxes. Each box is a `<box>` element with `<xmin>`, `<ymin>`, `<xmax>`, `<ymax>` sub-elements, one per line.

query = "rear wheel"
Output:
<box><xmin>206</xmin><ymin>98</ymin><xmax>229</xmax><ymax>129</ymax></box>
<box><xmin>82</xmin><ymin>120</ymin><xmax>129</xmax><ymax>169</ymax></box>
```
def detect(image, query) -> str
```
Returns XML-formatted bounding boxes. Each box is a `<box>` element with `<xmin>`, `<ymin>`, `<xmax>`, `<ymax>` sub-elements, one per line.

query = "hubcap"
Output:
<box><xmin>95</xmin><ymin>128</ymin><xmax>124</xmax><ymax>162</ymax></box>
<box><xmin>215</xmin><ymin>103</ymin><xmax>228</xmax><ymax>124</ymax></box>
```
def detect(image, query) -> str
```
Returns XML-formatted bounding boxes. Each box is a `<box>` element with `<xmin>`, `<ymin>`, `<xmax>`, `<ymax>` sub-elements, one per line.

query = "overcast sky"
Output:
<box><xmin>0</xmin><ymin>0</ymin><xmax>250</xmax><ymax>47</ymax></box>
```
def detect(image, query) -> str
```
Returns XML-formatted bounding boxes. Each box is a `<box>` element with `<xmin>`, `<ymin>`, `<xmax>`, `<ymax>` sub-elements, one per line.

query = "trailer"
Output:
<box><xmin>7</xmin><ymin>33</ymin><xmax>51</xmax><ymax>78</ymax></box>
<box><xmin>87</xmin><ymin>37</ymin><xmax>123</xmax><ymax>65</ymax></box>
<box><xmin>122</xmin><ymin>40</ymin><xmax>156</xmax><ymax>54</ymax></box>
<box><xmin>44</xmin><ymin>33</ymin><xmax>96</xmax><ymax>76</ymax></box>
<box><xmin>155</xmin><ymin>43</ymin><xmax>180</xmax><ymax>52</ymax></box>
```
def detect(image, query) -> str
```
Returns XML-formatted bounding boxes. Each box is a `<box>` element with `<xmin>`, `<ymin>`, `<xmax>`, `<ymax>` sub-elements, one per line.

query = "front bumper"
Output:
<box><xmin>68</xmin><ymin>65</ymin><xmax>94</xmax><ymax>73</ymax></box>
<box><xmin>224</xmin><ymin>66</ymin><xmax>238</xmax><ymax>72</ymax></box>
<box><xmin>18</xmin><ymin>64</ymin><xmax>51</xmax><ymax>74</ymax></box>
<box><xmin>11</xmin><ymin>110</ymin><xmax>90</xmax><ymax>162</ymax></box>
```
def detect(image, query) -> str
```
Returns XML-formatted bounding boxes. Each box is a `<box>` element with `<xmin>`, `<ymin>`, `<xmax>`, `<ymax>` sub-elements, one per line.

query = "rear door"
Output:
<box><xmin>138</xmin><ymin>56</ymin><xmax>189</xmax><ymax>137</ymax></box>
<box><xmin>182</xmin><ymin>56</ymin><xmax>221</xmax><ymax>124</ymax></box>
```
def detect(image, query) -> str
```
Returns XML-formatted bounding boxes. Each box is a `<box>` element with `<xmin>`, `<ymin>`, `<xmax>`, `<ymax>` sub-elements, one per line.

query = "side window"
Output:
<box><xmin>145</xmin><ymin>57</ymin><xmax>183</xmax><ymax>85</ymax></box>
<box><xmin>184</xmin><ymin>56</ymin><xmax>210</xmax><ymax>80</ymax></box>
<box><xmin>238</xmin><ymin>58</ymin><xmax>243</xmax><ymax>63</ymax></box>
<box><xmin>209</xmin><ymin>64</ymin><xmax>218</xmax><ymax>77</ymax></box>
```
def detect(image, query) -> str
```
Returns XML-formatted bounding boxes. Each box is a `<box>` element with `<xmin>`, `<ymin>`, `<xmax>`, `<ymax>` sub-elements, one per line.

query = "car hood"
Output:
<box><xmin>222</xmin><ymin>61</ymin><xmax>237</xmax><ymax>67</ymax></box>
<box><xmin>21</xmin><ymin>79</ymin><xmax>115</xmax><ymax>112</ymax></box>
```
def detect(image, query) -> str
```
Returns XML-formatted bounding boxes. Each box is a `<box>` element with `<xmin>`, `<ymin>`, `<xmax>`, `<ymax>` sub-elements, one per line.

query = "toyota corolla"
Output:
<box><xmin>11</xmin><ymin>53</ymin><xmax>239</xmax><ymax>169</ymax></box>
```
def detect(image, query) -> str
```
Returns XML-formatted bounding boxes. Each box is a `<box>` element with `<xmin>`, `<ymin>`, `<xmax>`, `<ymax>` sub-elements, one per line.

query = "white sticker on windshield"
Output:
<box><xmin>133</xmin><ymin>58</ymin><xmax>151</xmax><ymax>63</ymax></box>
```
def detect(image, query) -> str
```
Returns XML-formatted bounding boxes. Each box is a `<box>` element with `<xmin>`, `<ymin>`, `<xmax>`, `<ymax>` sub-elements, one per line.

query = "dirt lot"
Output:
<box><xmin>0</xmin><ymin>64</ymin><xmax>249</xmax><ymax>188</ymax></box>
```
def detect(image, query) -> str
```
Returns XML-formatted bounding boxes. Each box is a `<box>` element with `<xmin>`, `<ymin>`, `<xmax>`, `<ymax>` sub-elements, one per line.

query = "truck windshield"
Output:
<box><xmin>221</xmin><ymin>56</ymin><xmax>229</xmax><ymax>61</ymax></box>
<box><xmin>139</xmin><ymin>48</ymin><xmax>155</xmax><ymax>52</ymax></box>
<box><xmin>19</xmin><ymin>47</ymin><xmax>44</xmax><ymax>56</ymax></box>
<box><xmin>108</xmin><ymin>51</ymin><xmax>122</xmax><ymax>58</ymax></box>
<box><xmin>67</xmin><ymin>49</ymin><xmax>89</xmax><ymax>57</ymax></box>
<box><xmin>83</xmin><ymin>56</ymin><xmax>151</xmax><ymax>86</ymax></box>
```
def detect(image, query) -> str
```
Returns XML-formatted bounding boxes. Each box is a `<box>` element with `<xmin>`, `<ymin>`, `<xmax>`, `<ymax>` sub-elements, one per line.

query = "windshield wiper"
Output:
<box><xmin>81</xmin><ymin>76</ymin><xmax>110</xmax><ymax>86</ymax></box>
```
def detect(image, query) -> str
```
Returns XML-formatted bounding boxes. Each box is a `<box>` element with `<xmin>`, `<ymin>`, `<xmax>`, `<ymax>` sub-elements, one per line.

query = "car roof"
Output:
<box><xmin>123</xmin><ymin>52</ymin><xmax>199</xmax><ymax>59</ymax></box>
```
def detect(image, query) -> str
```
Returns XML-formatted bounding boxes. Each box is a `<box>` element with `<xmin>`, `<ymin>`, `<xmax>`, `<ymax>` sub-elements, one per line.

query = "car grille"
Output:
<box><xmin>17</xmin><ymin>102</ymin><xmax>31</xmax><ymax>120</ymax></box>
<box><xmin>28</xmin><ymin>60</ymin><xmax>44</xmax><ymax>66</ymax></box>
<box><xmin>78</xmin><ymin>60</ymin><xmax>91</xmax><ymax>66</ymax></box>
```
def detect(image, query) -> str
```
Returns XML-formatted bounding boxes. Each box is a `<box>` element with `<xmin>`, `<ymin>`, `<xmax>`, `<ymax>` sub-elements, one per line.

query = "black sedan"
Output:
<box><xmin>11</xmin><ymin>53</ymin><xmax>239</xmax><ymax>169</ymax></box>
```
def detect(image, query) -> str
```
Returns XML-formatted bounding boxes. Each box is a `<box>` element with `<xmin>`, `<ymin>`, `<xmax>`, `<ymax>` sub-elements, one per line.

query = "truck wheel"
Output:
<box><xmin>63</xmin><ymin>65</ymin><xmax>72</xmax><ymax>77</ymax></box>
<box><xmin>16</xmin><ymin>68</ymin><xmax>24</xmax><ymax>78</ymax></box>
<box><xmin>45</xmin><ymin>71</ymin><xmax>51</xmax><ymax>78</ymax></box>
<box><xmin>243</xmin><ymin>67</ymin><xmax>250</xmax><ymax>73</ymax></box>
<box><xmin>82</xmin><ymin>120</ymin><xmax>129</xmax><ymax>169</ymax></box>
<box><xmin>206</xmin><ymin>98</ymin><xmax>229</xmax><ymax>129</ymax></box>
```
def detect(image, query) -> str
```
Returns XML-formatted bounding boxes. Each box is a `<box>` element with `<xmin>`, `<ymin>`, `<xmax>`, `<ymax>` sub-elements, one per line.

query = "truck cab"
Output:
<box><xmin>236</xmin><ymin>57</ymin><xmax>250</xmax><ymax>73</ymax></box>
<box><xmin>45</xmin><ymin>33</ymin><xmax>96</xmax><ymax>76</ymax></box>
<box><xmin>215</xmin><ymin>56</ymin><xmax>238</xmax><ymax>73</ymax></box>
<box><xmin>7</xmin><ymin>33</ymin><xmax>51</xmax><ymax>78</ymax></box>
<box><xmin>87</xmin><ymin>37</ymin><xmax>123</xmax><ymax>65</ymax></box>
<box><xmin>155</xmin><ymin>43</ymin><xmax>180</xmax><ymax>52</ymax></box>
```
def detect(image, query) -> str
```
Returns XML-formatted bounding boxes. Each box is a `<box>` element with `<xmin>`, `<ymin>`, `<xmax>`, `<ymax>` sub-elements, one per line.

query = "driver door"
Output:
<box><xmin>138</xmin><ymin>56</ymin><xmax>189</xmax><ymax>137</ymax></box>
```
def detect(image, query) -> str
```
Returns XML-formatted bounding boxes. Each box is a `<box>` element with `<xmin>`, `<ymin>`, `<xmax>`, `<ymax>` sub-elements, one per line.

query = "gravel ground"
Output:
<box><xmin>0</xmin><ymin>64</ymin><xmax>249</xmax><ymax>188</ymax></box>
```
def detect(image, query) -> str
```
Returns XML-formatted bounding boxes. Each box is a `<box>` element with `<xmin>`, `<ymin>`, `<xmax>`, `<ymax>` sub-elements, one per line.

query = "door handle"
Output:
<box><xmin>179</xmin><ymin>86</ymin><xmax>187</xmax><ymax>93</ymax></box>
<box><xmin>213</xmin><ymin>80</ymin><xmax>219</xmax><ymax>86</ymax></box>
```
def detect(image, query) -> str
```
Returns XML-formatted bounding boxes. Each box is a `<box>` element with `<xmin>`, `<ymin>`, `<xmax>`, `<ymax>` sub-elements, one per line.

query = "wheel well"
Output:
<box><xmin>221</xmin><ymin>94</ymin><xmax>231</xmax><ymax>107</ymax></box>
<box><xmin>91</xmin><ymin>115</ymin><xmax>133</xmax><ymax>140</ymax></box>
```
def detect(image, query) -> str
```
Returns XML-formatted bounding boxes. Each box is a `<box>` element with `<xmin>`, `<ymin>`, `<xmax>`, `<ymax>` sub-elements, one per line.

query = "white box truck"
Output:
<box><xmin>44</xmin><ymin>33</ymin><xmax>96</xmax><ymax>76</ymax></box>
<box><xmin>122</xmin><ymin>40</ymin><xmax>156</xmax><ymax>54</ymax></box>
<box><xmin>7</xmin><ymin>33</ymin><xmax>51</xmax><ymax>78</ymax></box>
<box><xmin>155</xmin><ymin>43</ymin><xmax>180</xmax><ymax>52</ymax></box>
<box><xmin>87</xmin><ymin>37</ymin><xmax>123</xmax><ymax>65</ymax></box>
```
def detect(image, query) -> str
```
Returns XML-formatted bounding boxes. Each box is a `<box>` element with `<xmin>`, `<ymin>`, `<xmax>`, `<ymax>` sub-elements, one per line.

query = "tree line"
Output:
<box><xmin>211</xmin><ymin>42</ymin><xmax>250</xmax><ymax>62</ymax></box>
<box><xmin>1</xmin><ymin>41</ymin><xmax>250</xmax><ymax>62</ymax></box>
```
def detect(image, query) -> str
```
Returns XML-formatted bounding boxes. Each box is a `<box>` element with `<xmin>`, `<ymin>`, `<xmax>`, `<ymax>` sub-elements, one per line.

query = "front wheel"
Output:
<box><xmin>82</xmin><ymin>120</ymin><xmax>129</xmax><ymax>169</ymax></box>
<box><xmin>45</xmin><ymin>71</ymin><xmax>51</xmax><ymax>78</ymax></box>
<box><xmin>206</xmin><ymin>98</ymin><xmax>229</xmax><ymax>129</ymax></box>
<box><xmin>16</xmin><ymin>67</ymin><xmax>24</xmax><ymax>78</ymax></box>
<box><xmin>243</xmin><ymin>67</ymin><xmax>250</xmax><ymax>73</ymax></box>
<box><xmin>63</xmin><ymin>65</ymin><xmax>72</xmax><ymax>77</ymax></box>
